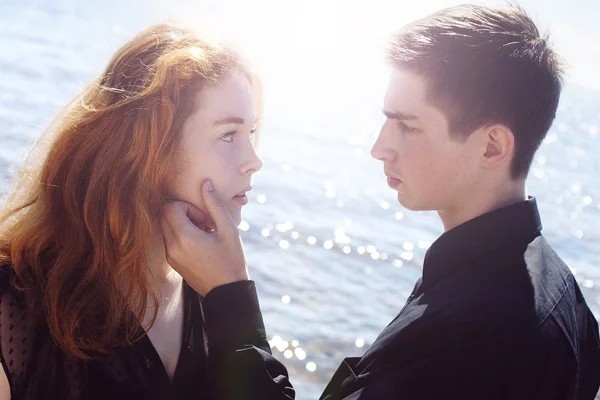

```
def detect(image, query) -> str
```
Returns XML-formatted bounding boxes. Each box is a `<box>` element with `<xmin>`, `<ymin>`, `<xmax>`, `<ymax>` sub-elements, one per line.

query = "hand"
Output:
<box><xmin>159</xmin><ymin>180</ymin><xmax>249</xmax><ymax>296</ymax></box>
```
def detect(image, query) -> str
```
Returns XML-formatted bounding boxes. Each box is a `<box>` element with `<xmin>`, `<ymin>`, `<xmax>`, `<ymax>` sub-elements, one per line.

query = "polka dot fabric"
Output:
<box><xmin>0</xmin><ymin>266</ymin><xmax>209</xmax><ymax>400</ymax></box>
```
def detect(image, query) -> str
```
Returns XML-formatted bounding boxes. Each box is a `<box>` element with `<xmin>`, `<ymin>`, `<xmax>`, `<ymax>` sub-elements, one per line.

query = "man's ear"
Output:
<box><xmin>480</xmin><ymin>124</ymin><xmax>515</xmax><ymax>170</ymax></box>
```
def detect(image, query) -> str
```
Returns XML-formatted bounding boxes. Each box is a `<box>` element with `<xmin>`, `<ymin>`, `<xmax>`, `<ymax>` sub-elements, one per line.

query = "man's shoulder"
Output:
<box><xmin>423</xmin><ymin>234</ymin><xmax>573</xmax><ymax>335</ymax></box>
<box><xmin>525</xmin><ymin>235</ymin><xmax>571</xmax><ymax>282</ymax></box>
<box><xmin>524</xmin><ymin>235</ymin><xmax>575</xmax><ymax>320</ymax></box>
<box><xmin>471</xmin><ymin>235</ymin><xmax>582</xmax><ymax>346</ymax></box>
<box><xmin>465</xmin><ymin>234</ymin><xmax>573</xmax><ymax>325</ymax></box>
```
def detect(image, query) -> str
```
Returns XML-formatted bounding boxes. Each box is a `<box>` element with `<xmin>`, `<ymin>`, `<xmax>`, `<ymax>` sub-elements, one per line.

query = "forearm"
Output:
<box><xmin>203</xmin><ymin>281</ymin><xmax>295</xmax><ymax>400</ymax></box>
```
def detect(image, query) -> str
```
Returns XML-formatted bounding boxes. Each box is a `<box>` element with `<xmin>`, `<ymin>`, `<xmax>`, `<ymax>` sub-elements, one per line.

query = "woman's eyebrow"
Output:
<box><xmin>213</xmin><ymin>116</ymin><xmax>245</xmax><ymax>126</ymax></box>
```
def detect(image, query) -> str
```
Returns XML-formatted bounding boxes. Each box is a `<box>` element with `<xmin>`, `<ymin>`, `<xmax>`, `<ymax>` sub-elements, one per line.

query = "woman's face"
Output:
<box><xmin>168</xmin><ymin>72</ymin><xmax>263</xmax><ymax>226</ymax></box>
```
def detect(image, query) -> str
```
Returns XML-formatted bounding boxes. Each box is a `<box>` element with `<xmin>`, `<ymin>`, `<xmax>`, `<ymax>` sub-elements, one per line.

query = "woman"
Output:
<box><xmin>0</xmin><ymin>22</ymin><xmax>263</xmax><ymax>399</ymax></box>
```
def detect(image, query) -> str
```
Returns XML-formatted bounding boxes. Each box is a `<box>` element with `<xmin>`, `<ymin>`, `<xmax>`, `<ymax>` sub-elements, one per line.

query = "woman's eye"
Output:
<box><xmin>221</xmin><ymin>131</ymin><xmax>236</xmax><ymax>142</ymax></box>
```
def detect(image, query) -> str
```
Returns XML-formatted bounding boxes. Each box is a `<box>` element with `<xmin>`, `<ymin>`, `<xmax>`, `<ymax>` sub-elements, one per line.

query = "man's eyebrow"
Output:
<box><xmin>382</xmin><ymin>109</ymin><xmax>420</xmax><ymax>121</ymax></box>
<box><xmin>213</xmin><ymin>116</ymin><xmax>245</xmax><ymax>126</ymax></box>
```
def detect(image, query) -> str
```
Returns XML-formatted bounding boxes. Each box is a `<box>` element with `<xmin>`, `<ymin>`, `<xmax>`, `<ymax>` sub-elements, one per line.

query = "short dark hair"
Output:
<box><xmin>387</xmin><ymin>4</ymin><xmax>564</xmax><ymax>179</ymax></box>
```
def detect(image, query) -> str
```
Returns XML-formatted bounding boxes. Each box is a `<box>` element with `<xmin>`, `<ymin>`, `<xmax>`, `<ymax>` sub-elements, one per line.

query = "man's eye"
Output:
<box><xmin>397</xmin><ymin>121</ymin><xmax>417</xmax><ymax>133</ymax></box>
<box><xmin>221</xmin><ymin>131</ymin><xmax>236</xmax><ymax>142</ymax></box>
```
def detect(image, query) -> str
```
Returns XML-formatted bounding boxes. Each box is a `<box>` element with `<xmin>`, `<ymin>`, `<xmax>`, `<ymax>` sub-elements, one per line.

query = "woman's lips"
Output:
<box><xmin>232</xmin><ymin>194</ymin><xmax>248</xmax><ymax>206</ymax></box>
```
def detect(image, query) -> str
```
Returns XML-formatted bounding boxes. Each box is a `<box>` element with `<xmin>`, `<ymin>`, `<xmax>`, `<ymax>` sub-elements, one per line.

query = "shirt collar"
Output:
<box><xmin>422</xmin><ymin>196</ymin><xmax>542</xmax><ymax>290</ymax></box>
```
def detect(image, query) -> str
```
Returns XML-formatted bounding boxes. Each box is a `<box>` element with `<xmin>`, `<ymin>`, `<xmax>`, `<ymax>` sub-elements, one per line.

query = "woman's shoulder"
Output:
<box><xmin>0</xmin><ymin>265</ymin><xmax>13</xmax><ymax>288</ymax></box>
<box><xmin>0</xmin><ymin>265</ymin><xmax>36</xmax><ymax>391</ymax></box>
<box><xmin>0</xmin><ymin>265</ymin><xmax>27</xmax><ymax>313</ymax></box>
<box><xmin>0</xmin><ymin>265</ymin><xmax>61</xmax><ymax>398</ymax></box>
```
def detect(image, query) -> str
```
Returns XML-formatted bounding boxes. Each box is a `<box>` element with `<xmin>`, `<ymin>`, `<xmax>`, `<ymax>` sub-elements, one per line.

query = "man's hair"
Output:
<box><xmin>387</xmin><ymin>4</ymin><xmax>564</xmax><ymax>179</ymax></box>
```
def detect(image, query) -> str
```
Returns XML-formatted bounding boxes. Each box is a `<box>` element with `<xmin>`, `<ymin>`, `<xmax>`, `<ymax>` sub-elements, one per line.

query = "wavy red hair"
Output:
<box><xmin>0</xmin><ymin>23</ymin><xmax>258</xmax><ymax>360</ymax></box>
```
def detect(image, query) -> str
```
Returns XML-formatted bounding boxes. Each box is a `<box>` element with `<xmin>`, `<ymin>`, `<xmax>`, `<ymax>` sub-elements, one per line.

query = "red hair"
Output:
<box><xmin>0</xmin><ymin>23</ymin><xmax>258</xmax><ymax>359</ymax></box>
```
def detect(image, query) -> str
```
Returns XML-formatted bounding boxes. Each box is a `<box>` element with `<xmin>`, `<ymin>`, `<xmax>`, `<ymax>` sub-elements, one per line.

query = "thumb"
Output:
<box><xmin>200</xmin><ymin>180</ymin><xmax>236</xmax><ymax>234</ymax></box>
<box><xmin>182</xmin><ymin>201</ymin><xmax>207</xmax><ymax>229</ymax></box>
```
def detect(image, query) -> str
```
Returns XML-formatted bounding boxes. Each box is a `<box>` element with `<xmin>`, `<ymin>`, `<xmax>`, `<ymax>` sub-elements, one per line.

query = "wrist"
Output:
<box><xmin>203</xmin><ymin>280</ymin><xmax>268</xmax><ymax>360</ymax></box>
<box><xmin>206</xmin><ymin>274</ymin><xmax>250</xmax><ymax>296</ymax></box>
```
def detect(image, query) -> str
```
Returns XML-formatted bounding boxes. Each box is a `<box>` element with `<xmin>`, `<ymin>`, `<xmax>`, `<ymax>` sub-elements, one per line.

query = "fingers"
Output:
<box><xmin>160</xmin><ymin>201</ymin><xmax>207</xmax><ymax>245</ymax></box>
<box><xmin>159</xmin><ymin>209</ymin><xmax>175</xmax><ymax>244</ymax></box>
<box><xmin>200</xmin><ymin>180</ymin><xmax>235</xmax><ymax>235</ymax></box>
<box><xmin>182</xmin><ymin>201</ymin><xmax>208</xmax><ymax>229</ymax></box>
<box><xmin>159</xmin><ymin>205</ymin><xmax>179</xmax><ymax>263</ymax></box>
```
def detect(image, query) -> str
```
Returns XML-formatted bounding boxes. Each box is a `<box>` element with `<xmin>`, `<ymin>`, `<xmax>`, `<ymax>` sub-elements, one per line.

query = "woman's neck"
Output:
<box><xmin>138</xmin><ymin>225</ymin><xmax>184</xmax><ymax>330</ymax></box>
<box><xmin>145</xmin><ymin>224</ymin><xmax>183</xmax><ymax>297</ymax></box>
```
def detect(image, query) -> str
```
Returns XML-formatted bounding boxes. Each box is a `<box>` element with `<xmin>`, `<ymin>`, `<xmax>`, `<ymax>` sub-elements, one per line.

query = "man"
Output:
<box><xmin>160</xmin><ymin>4</ymin><xmax>600</xmax><ymax>399</ymax></box>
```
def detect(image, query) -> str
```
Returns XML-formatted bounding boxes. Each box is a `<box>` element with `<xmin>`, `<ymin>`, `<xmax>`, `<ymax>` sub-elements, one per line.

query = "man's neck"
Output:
<box><xmin>437</xmin><ymin>181</ymin><xmax>527</xmax><ymax>232</ymax></box>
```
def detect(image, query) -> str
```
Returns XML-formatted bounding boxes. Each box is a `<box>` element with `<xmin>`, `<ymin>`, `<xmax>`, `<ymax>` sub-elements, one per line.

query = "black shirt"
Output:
<box><xmin>0</xmin><ymin>267</ymin><xmax>274</xmax><ymax>400</ymax></box>
<box><xmin>319</xmin><ymin>197</ymin><xmax>600</xmax><ymax>399</ymax></box>
<box><xmin>211</xmin><ymin>198</ymin><xmax>600</xmax><ymax>400</ymax></box>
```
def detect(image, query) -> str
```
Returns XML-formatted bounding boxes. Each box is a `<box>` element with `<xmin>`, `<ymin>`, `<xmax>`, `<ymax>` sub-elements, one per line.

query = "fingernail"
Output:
<box><xmin>204</xmin><ymin>180</ymin><xmax>214</xmax><ymax>191</ymax></box>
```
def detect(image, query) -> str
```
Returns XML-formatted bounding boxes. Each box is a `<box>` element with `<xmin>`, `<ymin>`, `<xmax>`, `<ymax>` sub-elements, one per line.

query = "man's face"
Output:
<box><xmin>371</xmin><ymin>68</ymin><xmax>481</xmax><ymax>213</ymax></box>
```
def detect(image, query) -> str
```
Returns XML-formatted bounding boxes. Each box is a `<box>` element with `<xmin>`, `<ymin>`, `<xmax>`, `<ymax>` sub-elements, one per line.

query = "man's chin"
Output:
<box><xmin>396</xmin><ymin>192</ymin><xmax>412</xmax><ymax>210</ymax></box>
<box><xmin>396</xmin><ymin>193</ymin><xmax>428</xmax><ymax>212</ymax></box>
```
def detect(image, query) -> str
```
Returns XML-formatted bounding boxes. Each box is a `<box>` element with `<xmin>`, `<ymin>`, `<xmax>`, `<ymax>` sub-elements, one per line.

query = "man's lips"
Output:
<box><xmin>386</xmin><ymin>176</ymin><xmax>401</xmax><ymax>188</ymax></box>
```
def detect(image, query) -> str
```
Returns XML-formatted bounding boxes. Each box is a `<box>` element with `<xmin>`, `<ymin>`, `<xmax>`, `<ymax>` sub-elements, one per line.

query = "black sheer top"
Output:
<box><xmin>0</xmin><ymin>266</ymin><xmax>209</xmax><ymax>400</ymax></box>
